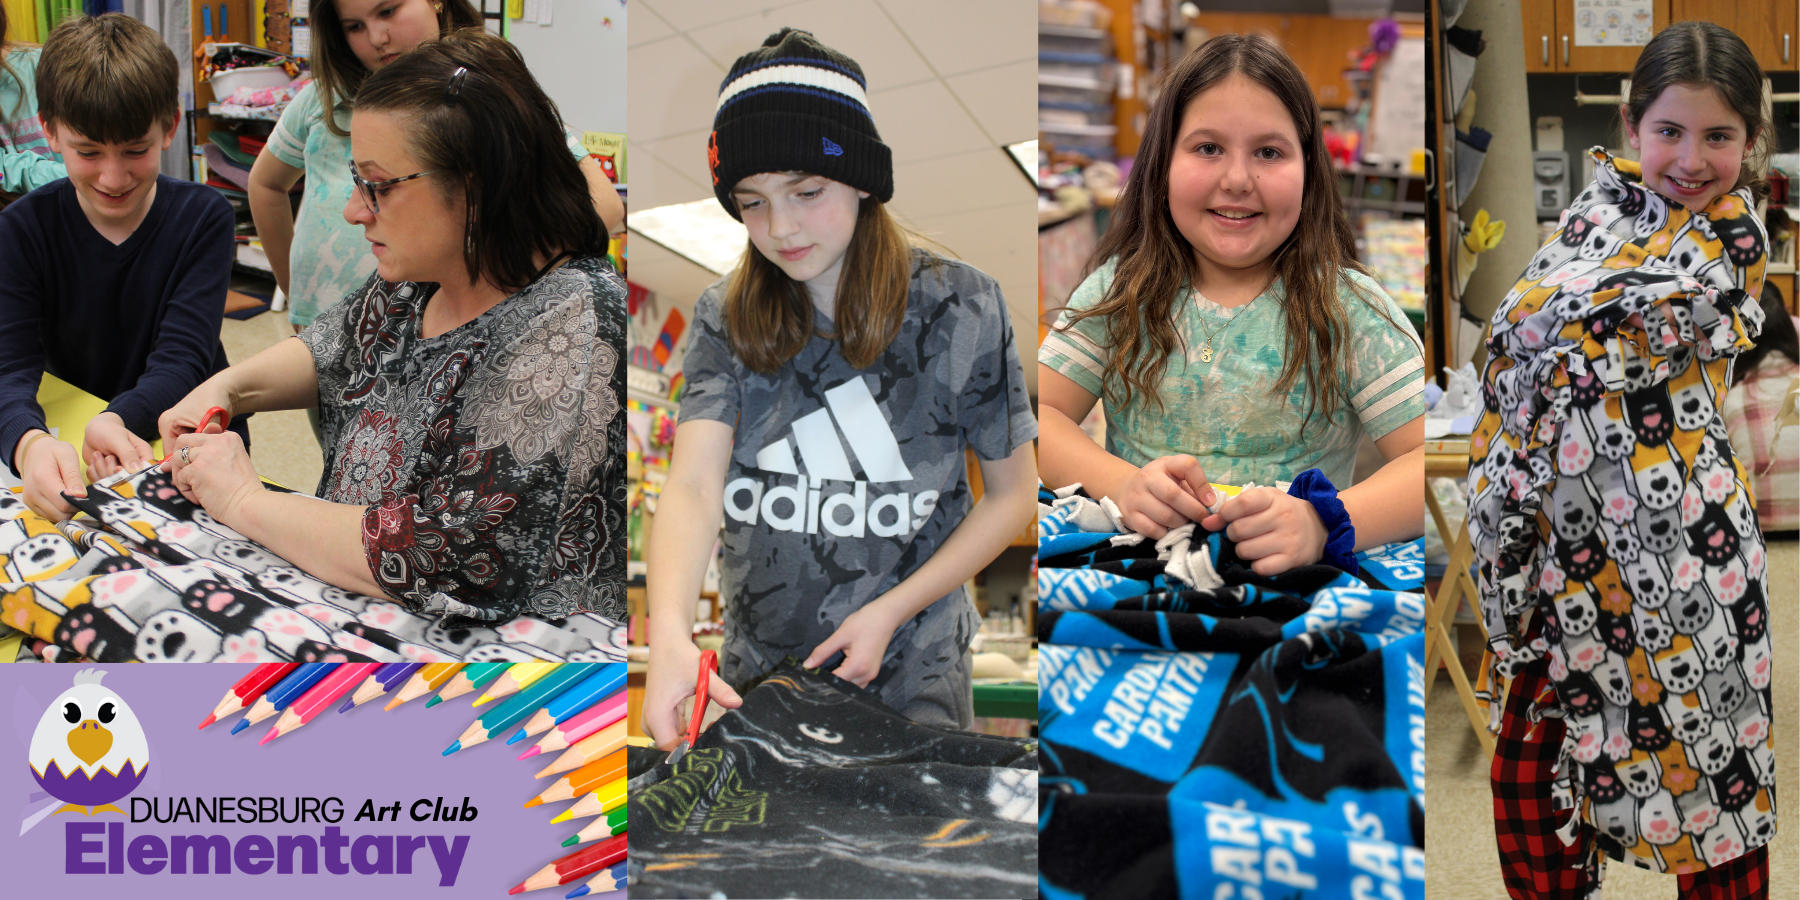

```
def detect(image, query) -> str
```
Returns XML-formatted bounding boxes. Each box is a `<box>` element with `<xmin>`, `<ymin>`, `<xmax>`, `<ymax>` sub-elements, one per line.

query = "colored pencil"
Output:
<box><xmin>199</xmin><ymin>663</ymin><xmax>297</xmax><ymax>729</ymax></box>
<box><xmin>519</xmin><ymin>692</ymin><xmax>626</xmax><ymax>759</ymax></box>
<box><xmin>506</xmin><ymin>833</ymin><xmax>625</xmax><ymax>894</ymax></box>
<box><xmin>262</xmin><ymin>663</ymin><xmax>380</xmax><ymax>744</ymax></box>
<box><xmin>341</xmin><ymin>662</ymin><xmax>422</xmax><ymax>712</ymax></box>
<box><xmin>561</xmin><ymin>807</ymin><xmax>628</xmax><ymax>847</ymax></box>
<box><xmin>426</xmin><ymin>661</ymin><xmax>511</xmax><ymax>707</ymax></box>
<box><xmin>535</xmin><ymin>720</ymin><xmax>627</xmax><ymax>779</ymax></box>
<box><xmin>564</xmin><ymin>861</ymin><xmax>627</xmax><ymax>898</ymax></box>
<box><xmin>384</xmin><ymin>663</ymin><xmax>467</xmax><ymax>711</ymax></box>
<box><xmin>525</xmin><ymin>749</ymin><xmax>624</xmax><ymax>808</ymax></box>
<box><xmin>546</xmin><ymin>779</ymin><xmax>627</xmax><ymax>823</ymax></box>
<box><xmin>232</xmin><ymin>663</ymin><xmax>335</xmax><ymax>733</ymax></box>
<box><xmin>475</xmin><ymin>661</ymin><xmax>559</xmax><ymax>706</ymax></box>
<box><xmin>511</xmin><ymin>665</ymin><xmax>624</xmax><ymax>742</ymax></box>
<box><xmin>442</xmin><ymin>663</ymin><xmax>601</xmax><ymax>754</ymax></box>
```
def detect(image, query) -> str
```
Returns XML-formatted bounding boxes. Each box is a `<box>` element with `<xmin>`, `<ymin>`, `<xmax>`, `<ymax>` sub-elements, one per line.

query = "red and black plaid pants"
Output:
<box><xmin>1492</xmin><ymin>652</ymin><xmax>1769</xmax><ymax>899</ymax></box>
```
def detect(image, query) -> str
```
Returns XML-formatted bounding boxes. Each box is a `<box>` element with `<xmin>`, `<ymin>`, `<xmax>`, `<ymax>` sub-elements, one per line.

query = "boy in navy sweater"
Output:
<box><xmin>0</xmin><ymin>14</ymin><xmax>243</xmax><ymax>520</ymax></box>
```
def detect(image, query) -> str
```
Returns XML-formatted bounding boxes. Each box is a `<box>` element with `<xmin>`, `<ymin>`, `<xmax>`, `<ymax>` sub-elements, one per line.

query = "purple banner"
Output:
<box><xmin>0</xmin><ymin>664</ymin><xmax>623</xmax><ymax>900</ymax></box>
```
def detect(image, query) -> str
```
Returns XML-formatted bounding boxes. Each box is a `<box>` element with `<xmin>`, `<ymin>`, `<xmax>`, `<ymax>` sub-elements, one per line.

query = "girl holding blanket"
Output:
<box><xmin>1038</xmin><ymin>33</ymin><xmax>1425</xmax><ymax>576</ymax></box>
<box><xmin>1469</xmin><ymin>21</ymin><xmax>1776</xmax><ymax>894</ymax></box>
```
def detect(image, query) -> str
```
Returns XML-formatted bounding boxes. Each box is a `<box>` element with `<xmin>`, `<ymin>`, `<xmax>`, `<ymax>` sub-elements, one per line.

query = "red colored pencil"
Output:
<box><xmin>506</xmin><ymin>833</ymin><xmax>625</xmax><ymax>894</ymax></box>
<box><xmin>519</xmin><ymin>691</ymin><xmax>626</xmax><ymax>759</ymax></box>
<box><xmin>199</xmin><ymin>663</ymin><xmax>298</xmax><ymax>729</ymax></box>
<box><xmin>261</xmin><ymin>663</ymin><xmax>380</xmax><ymax>744</ymax></box>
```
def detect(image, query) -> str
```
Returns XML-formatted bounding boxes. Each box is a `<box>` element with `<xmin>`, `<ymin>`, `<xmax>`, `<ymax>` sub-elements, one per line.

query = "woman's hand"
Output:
<box><xmin>803</xmin><ymin>601</ymin><xmax>904</xmax><ymax>688</ymax></box>
<box><xmin>15</xmin><ymin>431</ymin><xmax>84</xmax><ymax>521</ymax></box>
<box><xmin>82</xmin><ymin>412</ymin><xmax>153</xmax><ymax>480</ymax></box>
<box><xmin>1116</xmin><ymin>454</ymin><xmax>1218</xmax><ymax>539</ymax></box>
<box><xmin>1204</xmin><ymin>486</ymin><xmax>1328</xmax><ymax>576</ymax></box>
<box><xmin>162</xmin><ymin>425</ymin><xmax>264</xmax><ymax>525</ymax></box>
<box><xmin>157</xmin><ymin>382</ymin><xmax>235</xmax><ymax>450</ymax></box>
<box><xmin>643</xmin><ymin>639</ymin><xmax>743</xmax><ymax>751</ymax></box>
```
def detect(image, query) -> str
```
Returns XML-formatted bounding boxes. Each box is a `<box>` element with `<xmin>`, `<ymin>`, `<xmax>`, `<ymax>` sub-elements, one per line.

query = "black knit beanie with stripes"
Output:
<box><xmin>708</xmin><ymin>27</ymin><xmax>894</xmax><ymax>220</ymax></box>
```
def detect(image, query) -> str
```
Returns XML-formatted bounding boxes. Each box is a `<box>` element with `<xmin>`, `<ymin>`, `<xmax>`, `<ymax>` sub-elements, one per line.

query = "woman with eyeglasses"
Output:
<box><xmin>155</xmin><ymin>28</ymin><xmax>626</xmax><ymax>628</ymax></box>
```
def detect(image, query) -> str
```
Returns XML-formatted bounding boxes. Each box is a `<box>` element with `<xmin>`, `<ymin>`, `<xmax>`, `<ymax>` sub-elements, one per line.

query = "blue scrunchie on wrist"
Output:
<box><xmin>1287</xmin><ymin>468</ymin><xmax>1357</xmax><ymax>576</ymax></box>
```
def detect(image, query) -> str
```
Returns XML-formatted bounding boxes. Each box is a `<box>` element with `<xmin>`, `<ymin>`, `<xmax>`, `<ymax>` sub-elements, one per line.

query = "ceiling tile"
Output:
<box><xmin>943</xmin><ymin>59</ymin><xmax>1037</xmax><ymax>147</ymax></box>
<box><xmin>684</xmin><ymin>0</ymin><xmax>934</xmax><ymax>91</ymax></box>
<box><xmin>627</xmin><ymin>35</ymin><xmax>725</xmax><ymax>144</ymax></box>
<box><xmin>875</xmin><ymin>0</ymin><xmax>1036</xmax><ymax>76</ymax></box>
<box><xmin>627</xmin><ymin>236</ymin><xmax>730</xmax><ymax>309</ymax></box>
<box><xmin>638</xmin><ymin>0</ymin><xmax>811</xmax><ymax>35</ymax></box>
<box><xmin>630</xmin><ymin>142</ymin><xmax>715</xmax><ymax>212</ymax></box>
<box><xmin>891</xmin><ymin>147</ymin><xmax>1031</xmax><ymax>219</ymax></box>
<box><xmin>628</xmin><ymin>3</ymin><xmax>675</xmax><ymax>46</ymax></box>
<box><xmin>871</xmin><ymin>80</ymin><xmax>992</xmax><ymax>166</ymax></box>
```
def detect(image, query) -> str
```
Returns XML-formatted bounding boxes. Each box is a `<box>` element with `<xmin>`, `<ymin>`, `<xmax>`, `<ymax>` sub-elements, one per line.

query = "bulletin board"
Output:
<box><xmin>506</xmin><ymin>0</ymin><xmax>627</xmax><ymax>139</ymax></box>
<box><xmin>1366</xmin><ymin>35</ymin><xmax>1426</xmax><ymax>165</ymax></box>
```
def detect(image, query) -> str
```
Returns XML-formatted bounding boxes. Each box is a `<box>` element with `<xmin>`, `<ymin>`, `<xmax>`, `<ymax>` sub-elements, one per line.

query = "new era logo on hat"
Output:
<box><xmin>822</xmin><ymin>137</ymin><xmax>843</xmax><ymax>157</ymax></box>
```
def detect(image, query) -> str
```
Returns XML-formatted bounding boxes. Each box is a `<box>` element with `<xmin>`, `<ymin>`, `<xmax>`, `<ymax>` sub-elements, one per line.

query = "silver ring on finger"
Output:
<box><xmin>180</xmin><ymin>446</ymin><xmax>191</xmax><ymax>464</ymax></box>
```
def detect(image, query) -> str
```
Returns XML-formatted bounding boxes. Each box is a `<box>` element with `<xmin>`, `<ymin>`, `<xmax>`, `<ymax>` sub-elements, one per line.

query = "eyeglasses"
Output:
<box><xmin>348</xmin><ymin>161</ymin><xmax>435</xmax><ymax>215</ymax></box>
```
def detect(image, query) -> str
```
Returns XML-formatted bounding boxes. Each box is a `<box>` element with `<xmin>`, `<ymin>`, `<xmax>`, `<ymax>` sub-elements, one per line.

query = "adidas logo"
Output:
<box><xmin>724</xmin><ymin>377</ymin><xmax>938</xmax><ymax>538</ymax></box>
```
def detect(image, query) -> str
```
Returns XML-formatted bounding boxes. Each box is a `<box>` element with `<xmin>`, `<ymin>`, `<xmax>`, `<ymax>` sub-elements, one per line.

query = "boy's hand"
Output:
<box><xmin>804</xmin><ymin>602</ymin><xmax>903</xmax><ymax>689</ymax></box>
<box><xmin>82</xmin><ymin>411</ymin><xmax>153</xmax><ymax>479</ymax></box>
<box><xmin>1202</xmin><ymin>486</ymin><xmax>1327</xmax><ymax>576</ymax></box>
<box><xmin>1115</xmin><ymin>454</ymin><xmax>1217</xmax><ymax>539</ymax></box>
<box><xmin>16</xmin><ymin>432</ymin><xmax>84</xmax><ymax>521</ymax></box>
<box><xmin>158</xmin><ymin>386</ymin><xmax>235</xmax><ymax>449</ymax></box>
<box><xmin>643</xmin><ymin>639</ymin><xmax>742</xmax><ymax>751</ymax></box>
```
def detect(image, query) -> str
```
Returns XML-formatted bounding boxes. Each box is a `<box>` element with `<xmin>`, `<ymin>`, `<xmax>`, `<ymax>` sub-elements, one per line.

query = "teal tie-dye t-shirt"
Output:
<box><xmin>1038</xmin><ymin>258</ymin><xmax>1424</xmax><ymax>489</ymax></box>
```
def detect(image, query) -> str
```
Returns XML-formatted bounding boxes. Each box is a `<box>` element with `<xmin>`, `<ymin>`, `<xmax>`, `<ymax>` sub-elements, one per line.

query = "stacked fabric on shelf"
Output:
<box><xmin>627</xmin><ymin>662</ymin><xmax>1038</xmax><ymax>899</ymax></box>
<box><xmin>0</xmin><ymin>467</ymin><xmax>622</xmax><ymax>663</ymax></box>
<box><xmin>1037</xmin><ymin>483</ymin><xmax>1426</xmax><ymax>900</ymax></box>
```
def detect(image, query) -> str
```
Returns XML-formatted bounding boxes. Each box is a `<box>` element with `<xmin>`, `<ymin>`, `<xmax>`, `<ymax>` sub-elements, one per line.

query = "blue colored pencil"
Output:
<box><xmin>565</xmin><ymin>861</ymin><xmax>626</xmax><ymax>897</ymax></box>
<box><xmin>443</xmin><ymin>663</ymin><xmax>602</xmax><ymax>754</ymax></box>
<box><xmin>509</xmin><ymin>664</ymin><xmax>624</xmax><ymax>744</ymax></box>
<box><xmin>231</xmin><ymin>663</ymin><xmax>334</xmax><ymax>733</ymax></box>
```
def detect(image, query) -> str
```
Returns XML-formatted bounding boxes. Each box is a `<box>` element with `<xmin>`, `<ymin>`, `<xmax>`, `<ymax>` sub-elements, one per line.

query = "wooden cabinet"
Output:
<box><xmin>1191</xmin><ymin>13</ymin><xmax>1386</xmax><ymax>110</ymax></box>
<box><xmin>1672</xmin><ymin>0</ymin><xmax>1797</xmax><ymax>71</ymax></box>
<box><xmin>1520</xmin><ymin>0</ymin><xmax>1670</xmax><ymax>73</ymax></box>
<box><xmin>1523</xmin><ymin>0</ymin><xmax>1799</xmax><ymax>73</ymax></box>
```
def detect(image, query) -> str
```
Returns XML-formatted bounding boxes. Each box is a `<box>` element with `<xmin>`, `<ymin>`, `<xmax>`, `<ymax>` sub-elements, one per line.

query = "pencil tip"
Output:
<box><xmin>383</xmin><ymin>696</ymin><xmax>403</xmax><ymax>711</ymax></box>
<box><xmin>506</xmin><ymin>729</ymin><xmax>527</xmax><ymax>745</ymax></box>
<box><xmin>549</xmin><ymin>809</ymin><xmax>573</xmax><ymax>824</ymax></box>
<box><xmin>523</xmin><ymin>797</ymin><xmax>543</xmax><ymax>809</ymax></box>
<box><xmin>259</xmin><ymin>728</ymin><xmax>279</xmax><ymax>746</ymax></box>
<box><xmin>507</xmin><ymin>884</ymin><xmax>525</xmax><ymax>896</ymax></box>
<box><xmin>473</xmin><ymin>694</ymin><xmax>492</xmax><ymax>707</ymax></box>
<box><xmin>424</xmin><ymin>696</ymin><xmax>442</xmax><ymax>708</ymax></box>
<box><xmin>198</xmin><ymin>714</ymin><xmax>216</xmax><ymax>730</ymax></box>
<box><xmin>517</xmin><ymin>746</ymin><xmax>542</xmax><ymax>761</ymax></box>
<box><xmin>442</xmin><ymin>741</ymin><xmax>461</xmax><ymax>756</ymax></box>
<box><xmin>230</xmin><ymin>718</ymin><xmax>250</xmax><ymax>735</ymax></box>
<box><xmin>338</xmin><ymin>698</ymin><xmax>355</xmax><ymax>713</ymax></box>
<box><xmin>561</xmin><ymin>834</ymin><xmax>578</xmax><ymax>848</ymax></box>
<box><xmin>565</xmin><ymin>885</ymin><xmax>590</xmax><ymax>898</ymax></box>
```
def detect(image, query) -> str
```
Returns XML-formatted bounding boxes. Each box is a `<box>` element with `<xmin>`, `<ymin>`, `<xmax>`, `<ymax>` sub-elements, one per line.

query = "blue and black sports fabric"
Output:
<box><xmin>1038</xmin><ymin>485</ymin><xmax>1426</xmax><ymax>900</ymax></box>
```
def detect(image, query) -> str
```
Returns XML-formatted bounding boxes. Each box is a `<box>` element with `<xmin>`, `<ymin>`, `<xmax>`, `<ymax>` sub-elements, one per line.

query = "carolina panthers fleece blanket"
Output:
<box><xmin>1037</xmin><ymin>484</ymin><xmax>1426</xmax><ymax>900</ymax></box>
<box><xmin>625</xmin><ymin>662</ymin><xmax>1038</xmax><ymax>899</ymax></box>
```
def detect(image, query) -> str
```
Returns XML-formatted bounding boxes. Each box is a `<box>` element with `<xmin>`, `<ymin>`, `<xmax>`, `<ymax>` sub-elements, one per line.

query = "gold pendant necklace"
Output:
<box><xmin>1194</xmin><ymin>307</ymin><xmax>1234</xmax><ymax>364</ymax></box>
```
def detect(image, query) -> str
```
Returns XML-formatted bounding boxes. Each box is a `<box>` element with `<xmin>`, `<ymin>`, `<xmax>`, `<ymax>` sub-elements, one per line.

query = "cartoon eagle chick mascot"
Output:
<box><xmin>29</xmin><ymin>668</ymin><xmax>148</xmax><ymax>816</ymax></box>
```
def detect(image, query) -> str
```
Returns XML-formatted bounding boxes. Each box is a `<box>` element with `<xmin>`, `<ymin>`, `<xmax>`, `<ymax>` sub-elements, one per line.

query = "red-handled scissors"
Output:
<box><xmin>92</xmin><ymin>406</ymin><xmax>229</xmax><ymax>489</ymax></box>
<box><xmin>666</xmin><ymin>649</ymin><xmax>719</xmax><ymax>766</ymax></box>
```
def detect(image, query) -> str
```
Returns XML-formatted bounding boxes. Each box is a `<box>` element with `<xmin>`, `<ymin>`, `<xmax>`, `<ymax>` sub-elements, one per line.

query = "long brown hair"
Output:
<box><xmin>354</xmin><ymin>29</ymin><xmax>606</xmax><ymax>292</ymax></box>
<box><xmin>724</xmin><ymin>191</ymin><xmax>919</xmax><ymax>372</ymax></box>
<box><xmin>1059</xmin><ymin>33</ymin><xmax>1378</xmax><ymax>437</ymax></box>
<box><xmin>308</xmin><ymin>0</ymin><xmax>481</xmax><ymax>136</ymax></box>
<box><xmin>1622</xmin><ymin>21</ymin><xmax>1770</xmax><ymax>202</ymax></box>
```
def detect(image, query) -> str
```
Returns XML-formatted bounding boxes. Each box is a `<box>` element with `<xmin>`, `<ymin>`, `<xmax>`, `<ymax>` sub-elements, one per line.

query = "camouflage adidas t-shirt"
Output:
<box><xmin>678</xmin><ymin>252</ymin><xmax>1037</xmax><ymax>710</ymax></box>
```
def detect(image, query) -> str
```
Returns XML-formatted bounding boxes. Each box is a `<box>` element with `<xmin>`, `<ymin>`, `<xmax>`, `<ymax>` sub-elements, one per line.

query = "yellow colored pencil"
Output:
<box><xmin>474</xmin><ymin>661</ymin><xmax>558</xmax><ymax>706</ymax></box>
<box><xmin>546</xmin><ymin>780</ymin><xmax>627</xmax><ymax>823</ymax></box>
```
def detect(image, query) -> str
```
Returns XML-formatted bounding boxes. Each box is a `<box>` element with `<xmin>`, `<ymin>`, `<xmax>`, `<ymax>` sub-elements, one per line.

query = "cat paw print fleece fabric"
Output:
<box><xmin>0</xmin><ymin>467</ymin><xmax>623</xmax><ymax>663</ymax></box>
<box><xmin>1037</xmin><ymin>482</ymin><xmax>1427</xmax><ymax>900</ymax></box>
<box><xmin>1468</xmin><ymin>147</ymin><xmax>1775</xmax><ymax>874</ymax></box>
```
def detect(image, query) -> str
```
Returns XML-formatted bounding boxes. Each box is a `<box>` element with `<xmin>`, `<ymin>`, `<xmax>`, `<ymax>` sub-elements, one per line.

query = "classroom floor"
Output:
<box><xmin>218</xmin><ymin>304</ymin><xmax>324</xmax><ymax>495</ymax></box>
<box><xmin>1425</xmin><ymin>535</ymin><xmax>1799</xmax><ymax>898</ymax></box>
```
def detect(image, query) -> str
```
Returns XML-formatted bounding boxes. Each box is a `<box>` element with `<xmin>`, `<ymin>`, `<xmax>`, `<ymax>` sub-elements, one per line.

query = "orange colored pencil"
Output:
<box><xmin>524</xmin><ymin>750</ymin><xmax>624</xmax><ymax>808</ymax></box>
<box><xmin>199</xmin><ymin>663</ymin><xmax>297</xmax><ymax>729</ymax></box>
<box><xmin>546</xmin><ymin>780</ymin><xmax>627</xmax><ymax>823</ymax></box>
<box><xmin>383</xmin><ymin>663</ymin><xmax>465</xmax><ymax>711</ymax></box>
<box><xmin>535</xmin><ymin>720</ymin><xmax>626</xmax><ymax>778</ymax></box>
<box><xmin>506</xmin><ymin>833</ymin><xmax>625</xmax><ymax>894</ymax></box>
<box><xmin>474</xmin><ymin>661</ymin><xmax>557</xmax><ymax>706</ymax></box>
<box><xmin>261</xmin><ymin>663</ymin><xmax>380</xmax><ymax>744</ymax></box>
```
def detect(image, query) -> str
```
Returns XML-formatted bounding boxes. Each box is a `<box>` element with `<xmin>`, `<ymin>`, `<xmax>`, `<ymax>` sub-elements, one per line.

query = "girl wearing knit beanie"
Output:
<box><xmin>642</xmin><ymin>28</ymin><xmax>1038</xmax><ymax>742</ymax></box>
